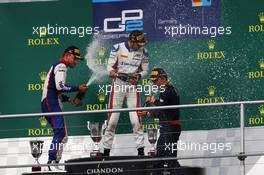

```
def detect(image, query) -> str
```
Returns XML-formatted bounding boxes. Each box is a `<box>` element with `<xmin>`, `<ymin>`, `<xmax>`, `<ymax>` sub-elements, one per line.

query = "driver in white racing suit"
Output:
<box><xmin>103</xmin><ymin>30</ymin><xmax>149</xmax><ymax>156</ymax></box>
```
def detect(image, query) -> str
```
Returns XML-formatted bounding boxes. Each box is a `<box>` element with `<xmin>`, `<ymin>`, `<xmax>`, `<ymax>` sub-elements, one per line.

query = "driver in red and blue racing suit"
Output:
<box><xmin>41</xmin><ymin>46</ymin><xmax>88</xmax><ymax>171</ymax></box>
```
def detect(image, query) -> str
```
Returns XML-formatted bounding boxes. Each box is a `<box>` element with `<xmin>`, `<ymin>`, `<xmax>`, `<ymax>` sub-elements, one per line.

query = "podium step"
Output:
<box><xmin>65</xmin><ymin>156</ymin><xmax>205</xmax><ymax>175</ymax></box>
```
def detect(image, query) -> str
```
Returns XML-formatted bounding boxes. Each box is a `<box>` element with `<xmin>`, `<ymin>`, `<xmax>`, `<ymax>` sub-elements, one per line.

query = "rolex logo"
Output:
<box><xmin>98</xmin><ymin>47</ymin><xmax>106</xmax><ymax>57</ymax></box>
<box><xmin>39</xmin><ymin>117</ymin><xmax>48</xmax><ymax>127</ymax></box>
<box><xmin>39</xmin><ymin>72</ymin><xmax>47</xmax><ymax>81</ymax></box>
<box><xmin>259</xmin><ymin>105</ymin><xmax>264</xmax><ymax>115</ymax></box>
<box><xmin>98</xmin><ymin>92</ymin><xmax>106</xmax><ymax>103</ymax></box>
<box><xmin>259</xmin><ymin>12</ymin><xmax>264</xmax><ymax>23</ymax></box>
<box><xmin>197</xmin><ymin>86</ymin><xmax>225</xmax><ymax>104</ymax></box>
<box><xmin>208</xmin><ymin>40</ymin><xmax>216</xmax><ymax>50</ymax></box>
<box><xmin>208</xmin><ymin>86</ymin><xmax>216</xmax><ymax>96</ymax></box>
<box><xmin>259</xmin><ymin>59</ymin><xmax>264</xmax><ymax>69</ymax></box>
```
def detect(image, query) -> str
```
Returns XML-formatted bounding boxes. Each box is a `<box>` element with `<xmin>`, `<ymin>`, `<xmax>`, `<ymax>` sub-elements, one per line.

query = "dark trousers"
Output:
<box><xmin>156</xmin><ymin>124</ymin><xmax>181</xmax><ymax>173</ymax></box>
<box><xmin>157</xmin><ymin>124</ymin><xmax>181</xmax><ymax>157</ymax></box>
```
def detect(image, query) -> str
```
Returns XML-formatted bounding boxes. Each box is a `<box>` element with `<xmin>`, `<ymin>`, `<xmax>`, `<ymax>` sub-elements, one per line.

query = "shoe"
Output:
<box><xmin>46</xmin><ymin>160</ymin><xmax>65</xmax><ymax>171</ymax></box>
<box><xmin>103</xmin><ymin>149</ymin><xmax>110</xmax><ymax>156</ymax></box>
<box><xmin>137</xmin><ymin>147</ymin><xmax>145</xmax><ymax>156</ymax></box>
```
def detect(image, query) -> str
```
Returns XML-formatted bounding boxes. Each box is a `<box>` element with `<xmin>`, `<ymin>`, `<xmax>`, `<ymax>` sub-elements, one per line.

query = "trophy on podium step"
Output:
<box><xmin>30</xmin><ymin>140</ymin><xmax>44</xmax><ymax>172</ymax></box>
<box><xmin>147</xmin><ymin>128</ymin><xmax>158</xmax><ymax>156</ymax></box>
<box><xmin>87</xmin><ymin>121</ymin><xmax>107</xmax><ymax>157</ymax></box>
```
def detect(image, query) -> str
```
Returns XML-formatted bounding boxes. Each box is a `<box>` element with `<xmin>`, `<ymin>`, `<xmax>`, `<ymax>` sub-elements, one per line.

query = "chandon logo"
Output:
<box><xmin>87</xmin><ymin>168</ymin><xmax>124</xmax><ymax>174</ymax></box>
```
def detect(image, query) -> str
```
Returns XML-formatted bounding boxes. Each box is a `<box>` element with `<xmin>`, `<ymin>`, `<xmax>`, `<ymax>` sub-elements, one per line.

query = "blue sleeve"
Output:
<box><xmin>61</xmin><ymin>84</ymin><xmax>79</xmax><ymax>92</ymax></box>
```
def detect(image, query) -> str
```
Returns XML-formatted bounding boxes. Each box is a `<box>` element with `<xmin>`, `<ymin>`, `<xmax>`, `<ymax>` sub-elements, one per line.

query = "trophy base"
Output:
<box><xmin>32</xmin><ymin>166</ymin><xmax>41</xmax><ymax>172</ymax></box>
<box><xmin>148</xmin><ymin>151</ymin><xmax>156</xmax><ymax>157</ymax></box>
<box><xmin>90</xmin><ymin>151</ymin><xmax>103</xmax><ymax>157</ymax></box>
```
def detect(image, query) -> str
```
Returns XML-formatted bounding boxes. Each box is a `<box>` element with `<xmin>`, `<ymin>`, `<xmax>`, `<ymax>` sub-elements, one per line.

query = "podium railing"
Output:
<box><xmin>1</xmin><ymin>100</ymin><xmax>264</xmax><ymax>175</ymax></box>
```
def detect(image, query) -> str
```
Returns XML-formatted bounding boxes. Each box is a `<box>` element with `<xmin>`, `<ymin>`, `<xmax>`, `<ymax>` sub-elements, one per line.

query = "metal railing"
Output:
<box><xmin>1</xmin><ymin>100</ymin><xmax>264</xmax><ymax>175</ymax></box>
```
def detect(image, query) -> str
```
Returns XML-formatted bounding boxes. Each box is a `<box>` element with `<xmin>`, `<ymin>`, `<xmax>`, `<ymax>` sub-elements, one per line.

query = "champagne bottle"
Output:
<box><xmin>74</xmin><ymin>92</ymin><xmax>86</xmax><ymax>106</ymax></box>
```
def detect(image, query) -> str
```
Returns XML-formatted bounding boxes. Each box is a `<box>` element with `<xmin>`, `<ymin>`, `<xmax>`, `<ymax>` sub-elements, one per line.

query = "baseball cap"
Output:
<box><xmin>64</xmin><ymin>46</ymin><xmax>84</xmax><ymax>60</ymax></box>
<box><xmin>149</xmin><ymin>68</ymin><xmax>168</xmax><ymax>81</ymax></box>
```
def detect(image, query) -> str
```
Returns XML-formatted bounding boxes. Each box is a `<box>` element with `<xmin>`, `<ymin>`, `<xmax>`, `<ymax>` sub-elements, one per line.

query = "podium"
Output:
<box><xmin>22</xmin><ymin>156</ymin><xmax>205</xmax><ymax>175</ymax></box>
<box><xmin>65</xmin><ymin>156</ymin><xmax>205</xmax><ymax>175</ymax></box>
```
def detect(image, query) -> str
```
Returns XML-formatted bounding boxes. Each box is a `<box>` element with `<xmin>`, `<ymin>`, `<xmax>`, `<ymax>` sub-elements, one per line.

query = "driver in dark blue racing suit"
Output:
<box><xmin>139</xmin><ymin>68</ymin><xmax>181</xmax><ymax>169</ymax></box>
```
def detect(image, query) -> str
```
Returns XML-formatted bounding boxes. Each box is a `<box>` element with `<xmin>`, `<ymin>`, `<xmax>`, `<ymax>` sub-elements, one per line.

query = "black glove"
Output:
<box><xmin>61</xmin><ymin>94</ymin><xmax>70</xmax><ymax>103</ymax></box>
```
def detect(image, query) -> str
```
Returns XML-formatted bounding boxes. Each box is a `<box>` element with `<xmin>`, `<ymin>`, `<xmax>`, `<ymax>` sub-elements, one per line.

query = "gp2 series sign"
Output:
<box><xmin>103</xmin><ymin>9</ymin><xmax>143</xmax><ymax>33</ymax></box>
<box><xmin>93</xmin><ymin>0</ymin><xmax>220</xmax><ymax>41</ymax></box>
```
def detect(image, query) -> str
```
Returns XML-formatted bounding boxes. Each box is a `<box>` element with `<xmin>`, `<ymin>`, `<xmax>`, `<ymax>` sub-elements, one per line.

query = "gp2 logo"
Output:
<box><xmin>104</xmin><ymin>9</ymin><xmax>143</xmax><ymax>33</ymax></box>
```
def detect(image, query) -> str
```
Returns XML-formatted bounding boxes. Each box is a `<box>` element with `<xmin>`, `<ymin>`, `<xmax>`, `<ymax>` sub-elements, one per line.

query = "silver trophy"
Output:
<box><xmin>147</xmin><ymin>128</ymin><xmax>158</xmax><ymax>156</ymax></box>
<box><xmin>87</xmin><ymin>121</ymin><xmax>107</xmax><ymax>157</ymax></box>
<box><xmin>30</xmin><ymin>140</ymin><xmax>44</xmax><ymax>171</ymax></box>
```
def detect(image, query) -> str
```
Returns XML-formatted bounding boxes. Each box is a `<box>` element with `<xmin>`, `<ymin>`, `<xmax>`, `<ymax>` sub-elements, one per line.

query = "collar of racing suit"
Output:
<box><xmin>60</xmin><ymin>57</ymin><xmax>69</xmax><ymax>66</ymax></box>
<box><xmin>125</xmin><ymin>41</ymin><xmax>130</xmax><ymax>50</ymax></box>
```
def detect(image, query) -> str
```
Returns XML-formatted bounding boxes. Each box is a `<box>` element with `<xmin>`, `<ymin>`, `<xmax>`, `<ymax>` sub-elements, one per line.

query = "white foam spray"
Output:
<box><xmin>85</xmin><ymin>35</ymin><xmax>109</xmax><ymax>86</ymax></box>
